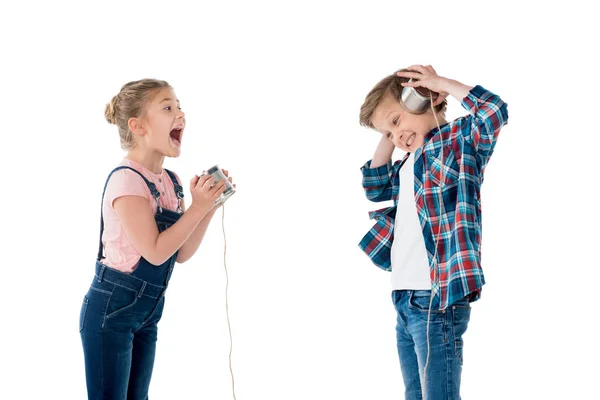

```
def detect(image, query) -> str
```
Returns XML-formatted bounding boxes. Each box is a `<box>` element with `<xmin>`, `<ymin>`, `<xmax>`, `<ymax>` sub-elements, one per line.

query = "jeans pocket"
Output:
<box><xmin>408</xmin><ymin>291</ymin><xmax>440</xmax><ymax>313</ymax></box>
<box><xmin>79</xmin><ymin>296</ymin><xmax>89</xmax><ymax>332</ymax></box>
<box><xmin>105</xmin><ymin>286</ymin><xmax>139</xmax><ymax>320</ymax></box>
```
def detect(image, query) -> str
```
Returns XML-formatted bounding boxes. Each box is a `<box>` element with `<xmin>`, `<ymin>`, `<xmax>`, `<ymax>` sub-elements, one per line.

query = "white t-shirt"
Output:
<box><xmin>390</xmin><ymin>153</ymin><xmax>431</xmax><ymax>290</ymax></box>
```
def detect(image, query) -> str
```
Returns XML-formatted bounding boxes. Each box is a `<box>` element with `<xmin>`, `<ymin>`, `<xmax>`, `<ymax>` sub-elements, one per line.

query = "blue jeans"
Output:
<box><xmin>392</xmin><ymin>290</ymin><xmax>471</xmax><ymax>400</ymax></box>
<box><xmin>80</xmin><ymin>263</ymin><xmax>169</xmax><ymax>399</ymax></box>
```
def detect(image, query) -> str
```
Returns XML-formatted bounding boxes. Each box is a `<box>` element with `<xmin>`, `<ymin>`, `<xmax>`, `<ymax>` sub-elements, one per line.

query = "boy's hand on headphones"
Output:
<box><xmin>397</xmin><ymin>65</ymin><xmax>449</xmax><ymax>106</ymax></box>
<box><xmin>188</xmin><ymin>174</ymin><xmax>227</xmax><ymax>214</ymax></box>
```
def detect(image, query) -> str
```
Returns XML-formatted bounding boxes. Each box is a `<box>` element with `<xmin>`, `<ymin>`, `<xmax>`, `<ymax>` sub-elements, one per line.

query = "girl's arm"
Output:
<box><xmin>113</xmin><ymin>174</ymin><xmax>227</xmax><ymax>266</ymax></box>
<box><xmin>176</xmin><ymin>170</ymin><xmax>234</xmax><ymax>263</ymax></box>
<box><xmin>175</xmin><ymin>200</ymin><xmax>216</xmax><ymax>263</ymax></box>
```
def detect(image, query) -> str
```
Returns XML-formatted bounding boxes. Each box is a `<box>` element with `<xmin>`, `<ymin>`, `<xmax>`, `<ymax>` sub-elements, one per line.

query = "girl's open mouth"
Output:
<box><xmin>170</xmin><ymin>128</ymin><xmax>183</xmax><ymax>146</ymax></box>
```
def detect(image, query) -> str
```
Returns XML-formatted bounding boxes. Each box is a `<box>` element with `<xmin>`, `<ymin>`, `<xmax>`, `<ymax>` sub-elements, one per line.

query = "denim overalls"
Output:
<box><xmin>80</xmin><ymin>166</ymin><xmax>184</xmax><ymax>400</ymax></box>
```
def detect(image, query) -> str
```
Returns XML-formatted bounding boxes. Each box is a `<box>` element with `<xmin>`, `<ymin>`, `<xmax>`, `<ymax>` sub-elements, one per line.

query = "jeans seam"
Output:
<box><xmin>452</xmin><ymin>306</ymin><xmax>466</xmax><ymax>363</ymax></box>
<box><xmin>100</xmin><ymin>329</ymin><xmax>105</xmax><ymax>397</ymax></box>
<box><xmin>141</xmin><ymin>296</ymin><xmax>164</xmax><ymax>327</ymax></box>
<box><xmin>101</xmin><ymin>289</ymin><xmax>114</xmax><ymax>329</ymax></box>
<box><xmin>443</xmin><ymin>309</ymin><xmax>448</xmax><ymax>343</ymax></box>
<box><xmin>79</xmin><ymin>297</ymin><xmax>89</xmax><ymax>332</ymax></box>
<box><xmin>90</xmin><ymin>286</ymin><xmax>112</xmax><ymax>295</ymax></box>
<box><xmin>447</xmin><ymin>309</ymin><xmax>455</xmax><ymax>399</ymax></box>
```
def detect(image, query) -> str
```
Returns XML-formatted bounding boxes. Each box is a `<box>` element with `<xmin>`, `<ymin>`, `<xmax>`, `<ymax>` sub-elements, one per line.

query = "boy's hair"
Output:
<box><xmin>105</xmin><ymin>79</ymin><xmax>171</xmax><ymax>150</ymax></box>
<box><xmin>359</xmin><ymin>69</ymin><xmax>447</xmax><ymax>130</ymax></box>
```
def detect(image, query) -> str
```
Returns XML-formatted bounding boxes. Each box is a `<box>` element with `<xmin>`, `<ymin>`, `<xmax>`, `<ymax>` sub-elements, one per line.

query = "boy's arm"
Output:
<box><xmin>361</xmin><ymin>136</ymin><xmax>396</xmax><ymax>202</ymax></box>
<box><xmin>456</xmin><ymin>85</ymin><xmax>508</xmax><ymax>170</ymax></box>
<box><xmin>435</xmin><ymin>78</ymin><xmax>508</xmax><ymax>169</ymax></box>
<box><xmin>371</xmin><ymin>135</ymin><xmax>396</xmax><ymax>168</ymax></box>
<box><xmin>398</xmin><ymin>66</ymin><xmax>509</xmax><ymax>170</ymax></box>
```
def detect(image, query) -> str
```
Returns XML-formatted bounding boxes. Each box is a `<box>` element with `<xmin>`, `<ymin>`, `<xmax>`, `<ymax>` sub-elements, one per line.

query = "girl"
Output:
<box><xmin>79</xmin><ymin>79</ymin><xmax>233</xmax><ymax>399</ymax></box>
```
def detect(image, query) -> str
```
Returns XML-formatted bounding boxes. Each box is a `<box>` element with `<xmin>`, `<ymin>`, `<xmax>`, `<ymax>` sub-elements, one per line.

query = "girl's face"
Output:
<box><xmin>135</xmin><ymin>87</ymin><xmax>186</xmax><ymax>157</ymax></box>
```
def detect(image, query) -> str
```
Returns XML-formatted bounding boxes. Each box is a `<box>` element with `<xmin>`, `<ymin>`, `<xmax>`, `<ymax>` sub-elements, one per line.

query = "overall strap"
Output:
<box><xmin>164</xmin><ymin>169</ymin><xmax>185</xmax><ymax>212</ymax></box>
<box><xmin>96</xmin><ymin>166</ymin><xmax>162</xmax><ymax>261</ymax></box>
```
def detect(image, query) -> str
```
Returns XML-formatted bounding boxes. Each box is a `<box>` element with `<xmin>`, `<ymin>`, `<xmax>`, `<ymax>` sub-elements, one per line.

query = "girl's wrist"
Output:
<box><xmin>187</xmin><ymin>202</ymin><xmax>211</xmax><ymax>219</ymax></box>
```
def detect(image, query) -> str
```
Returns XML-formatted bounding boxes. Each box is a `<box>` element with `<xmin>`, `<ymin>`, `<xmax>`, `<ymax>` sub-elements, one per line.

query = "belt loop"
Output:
<box><xmin>138</xmin><ymin>281</ymin><xmax>147</xmax><ymax>298</ymax></box>
<box><xmin>97</xmin><ymin>265</ymin><xmax>106</xmax><ymax>282</ymax></box>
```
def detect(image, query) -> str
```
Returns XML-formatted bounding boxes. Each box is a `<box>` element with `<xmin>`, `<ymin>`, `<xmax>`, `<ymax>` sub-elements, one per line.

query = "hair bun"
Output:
<box><xmin>104</xmin><ymin>95</ymin><xmax>119</xmax><ymax>125</ymax></box>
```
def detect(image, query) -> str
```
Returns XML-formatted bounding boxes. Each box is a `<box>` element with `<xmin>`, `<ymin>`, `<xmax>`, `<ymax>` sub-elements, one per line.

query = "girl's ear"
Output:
<box><xmin>128</xmin><ymin>117</ymin><xmax>147</xmax><ymax>137</ymax></box>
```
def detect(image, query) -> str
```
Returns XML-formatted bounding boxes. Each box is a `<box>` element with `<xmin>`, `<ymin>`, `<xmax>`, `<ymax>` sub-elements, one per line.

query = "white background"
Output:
<box><xmin>1</xmin><ymin>0</ymin><xmax>598</xmax><ymax>399</ymax></box>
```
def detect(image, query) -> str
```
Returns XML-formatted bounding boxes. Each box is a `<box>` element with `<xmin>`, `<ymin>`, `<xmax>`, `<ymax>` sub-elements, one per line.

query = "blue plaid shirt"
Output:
<box><xmin>359</xmin><ymin>85</ymin><xmax>508</xmax><ymax>310</ymax></box>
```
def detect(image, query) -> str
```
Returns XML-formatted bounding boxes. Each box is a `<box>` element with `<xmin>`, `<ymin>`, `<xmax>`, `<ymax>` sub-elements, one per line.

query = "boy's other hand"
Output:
<box><xmin>397</xmin><ymin>65</ymin><xmax>450</xmax><ymax>106</ymax></box>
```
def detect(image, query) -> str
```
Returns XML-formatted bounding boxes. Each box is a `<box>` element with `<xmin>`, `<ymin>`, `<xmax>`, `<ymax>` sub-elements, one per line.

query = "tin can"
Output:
<box><xmin>400</xmin><ymin>78</ymin><xmax>439</xmax><ymax>115</ymax></box>
<box><xmin>202</xmin><ymin>165</ymin><xmax>236</xmax><ymax>206</ymax></box>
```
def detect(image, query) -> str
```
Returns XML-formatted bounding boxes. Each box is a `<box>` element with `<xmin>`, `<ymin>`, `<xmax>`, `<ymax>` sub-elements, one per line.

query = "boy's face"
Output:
<box><xmin>371</xmin><ymin>93</ymin><xmax>432</xmax><ymax>153</ymax></box>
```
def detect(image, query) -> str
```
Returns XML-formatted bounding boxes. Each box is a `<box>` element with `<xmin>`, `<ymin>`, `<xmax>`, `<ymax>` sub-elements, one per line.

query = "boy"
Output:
<box><xmin>358</xmin><ymin>65</ymin><xmax>508</xmax><ymax>399</ymax></box>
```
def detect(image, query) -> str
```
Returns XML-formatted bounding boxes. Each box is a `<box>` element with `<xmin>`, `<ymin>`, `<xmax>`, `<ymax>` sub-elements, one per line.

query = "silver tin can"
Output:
<box><xmin>400</xmin><ymin>78</ymin><xmax>439</xmax><ymax>115</ymax></box>
<box><xmin>202</xmin><ymin>165</ymin><xmax>236</xmax><ymax>206</ymax></box>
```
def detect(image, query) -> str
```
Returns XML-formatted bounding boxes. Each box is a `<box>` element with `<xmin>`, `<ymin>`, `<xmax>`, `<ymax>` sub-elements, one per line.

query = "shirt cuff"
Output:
<box><xmin>361</xmin><ymin>159</ymin><xmax>393</xmax><ymax>177</ymax></box>
<box><xmin>461</xmin><ymin>85</ymin><xmax>490</xmax><ymax>111</ymax></box>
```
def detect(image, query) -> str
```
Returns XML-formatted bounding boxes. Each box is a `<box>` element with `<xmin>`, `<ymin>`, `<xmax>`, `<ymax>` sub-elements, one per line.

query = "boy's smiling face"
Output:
<box><xmin>371</xmin><ymin>93</ymin><xmax>434</xmax><ymax>152</ymax></box>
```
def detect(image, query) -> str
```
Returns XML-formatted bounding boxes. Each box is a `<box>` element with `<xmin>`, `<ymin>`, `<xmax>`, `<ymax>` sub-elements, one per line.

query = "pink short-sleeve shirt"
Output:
<box><xmin>101</xmin><ymin>158</ymin><xmax>183</xmax><ymax>273</ymax></box>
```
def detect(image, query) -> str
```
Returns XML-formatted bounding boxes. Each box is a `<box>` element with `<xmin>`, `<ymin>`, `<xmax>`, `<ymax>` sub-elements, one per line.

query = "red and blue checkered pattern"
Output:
<box><xmin>359</xmin><ymin>85</ymin><xmax>509</xmax><ymax>310</ymax></box>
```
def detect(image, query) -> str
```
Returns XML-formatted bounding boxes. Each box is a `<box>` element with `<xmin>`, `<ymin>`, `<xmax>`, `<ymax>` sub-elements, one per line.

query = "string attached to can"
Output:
<box><xmin>421</xmin><ymin>92</ymin><xmax>445</xmax><ymax>400</ymax></box>
<box><xmin>221</xmin><ymin>204</ymin><xmax>237</xmax><ymax>400</ymax></box>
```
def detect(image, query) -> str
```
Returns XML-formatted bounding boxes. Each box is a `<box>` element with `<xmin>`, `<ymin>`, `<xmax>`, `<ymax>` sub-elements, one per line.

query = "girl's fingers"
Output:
<box><xmin>204</xmin><ymin>177</ymin><xmax>218</xmax><ymax>190</ymax></box>
<box><xmin>198</xmin><ymin>174</ymin><xmax>212</xmax><ymax>187</ymax></box>
<box><xmin>213</xmin><ymin>181</ymin><xmax>227</xmax><ymax>197</ymax></box>
<box><xmin>189</xmin><ymin>175</ymin><xmax>200</xmax><ymax>188</ymax></box>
